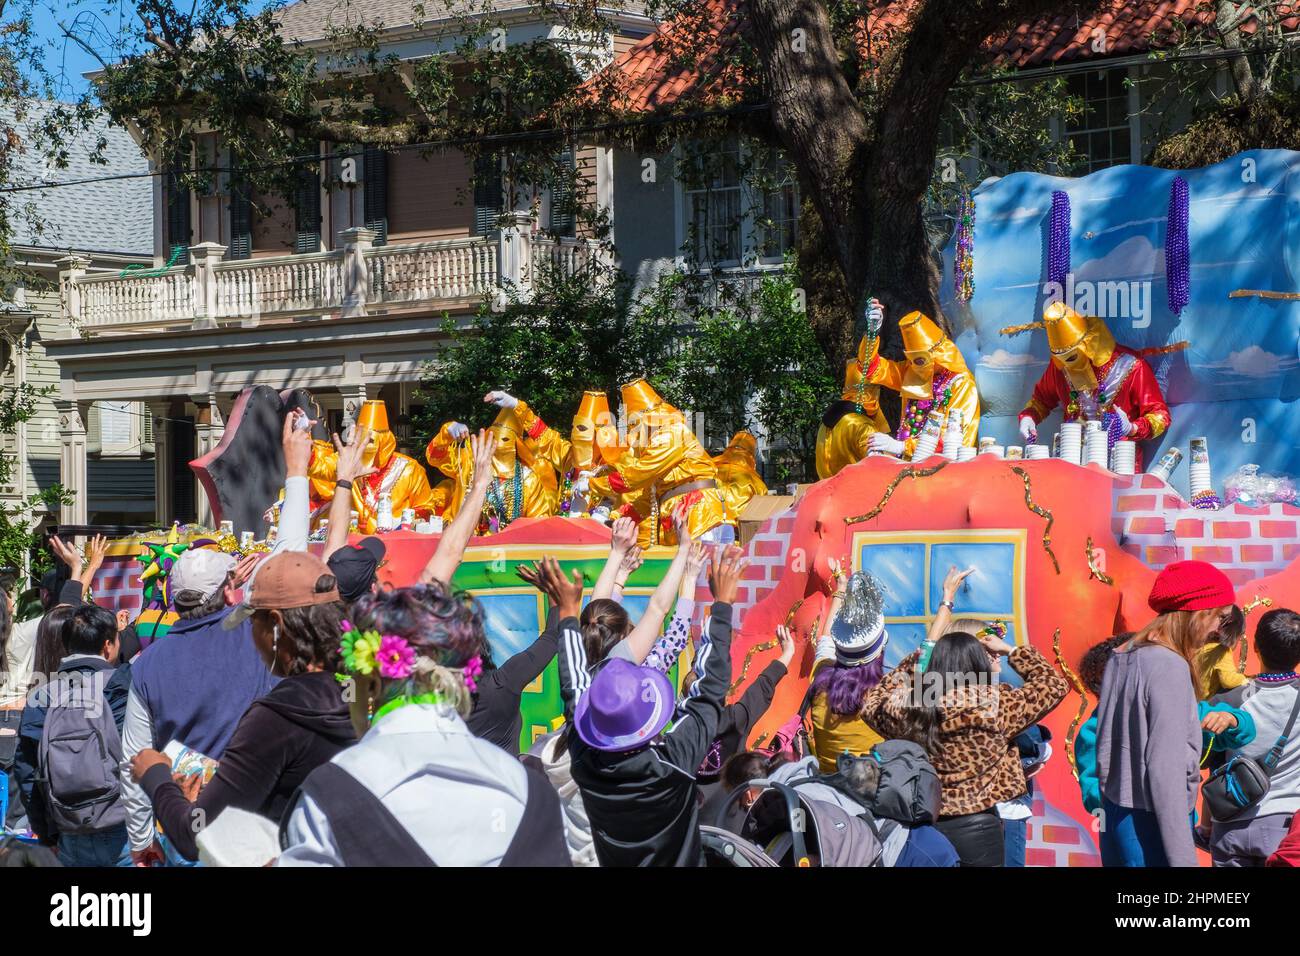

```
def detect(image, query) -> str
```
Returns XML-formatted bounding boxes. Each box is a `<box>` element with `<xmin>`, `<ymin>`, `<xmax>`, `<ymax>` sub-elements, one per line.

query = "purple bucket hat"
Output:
<box><xmin>574</xmin><ymin>658</ymin><xmax>675</xmax><ymax>752</ymax></box>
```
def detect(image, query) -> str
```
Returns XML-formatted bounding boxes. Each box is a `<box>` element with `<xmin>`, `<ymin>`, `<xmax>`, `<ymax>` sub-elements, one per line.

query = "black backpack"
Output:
<box><xmin>36</xmin><ymin>671</ymin><xmax>126</xmax><ymax>836</ymax></box>
<box><xmin>825</xmin><ymin>741</ymin><xmax>943</xmax><ymax>826</ymax></box>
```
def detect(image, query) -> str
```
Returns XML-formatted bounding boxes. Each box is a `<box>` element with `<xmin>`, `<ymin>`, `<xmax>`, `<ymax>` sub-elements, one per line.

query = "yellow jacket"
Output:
<box><xmin>863</xmin><ymin>337</ymin><xmax>980</xmax><ymax>458</ymax></box>
<box><xmin>588</xmin><ymin>417</ymin><xmax>726</xmax><ymax>545</ymax></box>
<box><xmin>308</xmin><ymin>441</ymin><xmax>440</xmax><ymax>534</ymax></box>
<box><xmin>808</xmin><ymin>657</ymin><xmax>884</xmax><ymax>773</ymax></box>
<box><xmin>712</xmin><ymin>434</ymin><xmax>768</xmax><ymax>524</ymax></box>
<box><xmin>424</xmin><ymin>421</ymin><xmax>557</xmax><ymax>524</ymax></box>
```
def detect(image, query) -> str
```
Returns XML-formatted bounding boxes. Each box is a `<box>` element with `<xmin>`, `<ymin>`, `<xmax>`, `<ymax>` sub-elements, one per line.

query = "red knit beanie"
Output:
<box><xmin>1147</xmin><ymin>560</ymin><xmax>1236</xmax><ymax>614</ymax></box>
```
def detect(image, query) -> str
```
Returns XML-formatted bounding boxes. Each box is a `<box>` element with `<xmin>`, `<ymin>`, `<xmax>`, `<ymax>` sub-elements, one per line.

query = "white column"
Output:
<box><xmin>339</xmin><ymin>381</ymin><xmax>370</xmax><ymax>441</ymax></box>
<box><xmin>191</xmin><ymin>393</ymin><xmax>225</xmax><ymax>527</ymax></box>
<box><xmin>338</xmin><ymin>226</ymin><xmax>375</xmax><ymax>319</ymax></box>
<box><xmin>189</xmin><ymin>242</ymin><xmax>227</xmax><ymax>330</ymax></box>
<box><xmin>147</xmin><ymin>400</ymin><xmax>173</xmax><ymax>525</ymax></box>
<box><xmin>496</xmin><ymin>211</ymin><xmax>535</xmax><ymax>297</ymax></box>
<box><xmin>56</xmin><ymin>400</ymin><xmax>89</xmax><ymax>526</ymax></box>
<box><xmin>55</xmin><ymin>255</ymin><xmax>91</xmax><ymax>337</ymax></box>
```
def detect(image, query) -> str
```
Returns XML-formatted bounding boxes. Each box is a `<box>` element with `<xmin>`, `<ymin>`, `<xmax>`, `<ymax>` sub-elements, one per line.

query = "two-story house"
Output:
<box><xmin>2</xmin><ymin>102</ymin><xmax>153</xmax><ymax>529</ymax></box>
<box><xmin>45</xmin><ymin>0</ymin><xmax>1252</xmax><ymax>520</ymax></box>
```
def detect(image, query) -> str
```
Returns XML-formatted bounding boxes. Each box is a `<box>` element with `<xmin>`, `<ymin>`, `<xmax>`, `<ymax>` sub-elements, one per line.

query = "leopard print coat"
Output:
<box><xmin>862</xmin><ymin>645</ymin><xmax>1068</xmax><ymax>817</ymax></box>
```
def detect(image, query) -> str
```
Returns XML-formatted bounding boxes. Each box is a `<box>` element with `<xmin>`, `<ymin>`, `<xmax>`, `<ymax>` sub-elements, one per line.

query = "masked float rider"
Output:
<box><xmin>815</xmin><ymin>331</ymin><xmax>892</xmax><ymax>479</ymax></box>
<box><xmin>1008</xmin><ymin>301</ymin><xmax>1174</xmax><ymax>470</ymax></box>
<box><xmin>581</xmin><ymin>378</ymin><xmax>731</xmax><ymax>547</ymax></box>
<box><xmin>308</xmin><ymin>399</ymin><xmax>442</xmax><ymax>534</ymax></box>
<box><xmin>425</xmin><ymin>405</ymin><xmax>558</xmax><ymax>531</ymax></box>
<box><xmin>482</xmin><ymin>389</ymin><xmax>621</xmax><ymax>517</ymax></box>
<box><xmin>713</xmin><ymin>431</ymin><xmax>768</xmax><ymax>528</ymax></box>
<box><xmin>860</xmin><ymin>300</ymin><xmax>981</xmax><ymax>460</ymax></box>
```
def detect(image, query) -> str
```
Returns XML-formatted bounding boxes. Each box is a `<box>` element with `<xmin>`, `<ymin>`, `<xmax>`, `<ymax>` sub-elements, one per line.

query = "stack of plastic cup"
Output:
<box><xmin>1058</xmin><ymin>422</ymin><xmax>1082</xmax><ymax>464</ymax></box>
<box><xmin>1149</xmin><ymin>446</ymin><xmax>1182</xmax><ymax>484</ymax></box>
<box><xmin>1083</xmin><ymin>421</ymin><xmax>1109</xmax><ymax>467</ymax></box>
<box><xmin>1111</xmin><ymin>441</ymin><xmax>1136</xmax><ymax>475</ymax></box>
<box><xmin>1188</xmin><ymin>437</ymin><xmax>1213</xmax><ymax>496</ymax></box>
<box><xmin>978</xmin><ymin>437</ymin><xmax>997</xmax><ymax>455</ymax></box>
<box><xmin>1006</xmin><ymin>446</ymin><xmax>1024</xmax><ymax>461</ymax></box>
<box><xmin>942</xmin><ymin>411</ymin><xmax>964</xmax><ymax>461</ymax></box>
<box><xmin>980</xmin><ymin>445</ymin><xmax>1006</xmax><ymax>458</ymax></box>
<box><xmin>1025</xmin><ymin>444</ymin><xmax>1049</xmax><ymax>460</ymax></box>
<box><xmin>956</xmin><ymin>446</ymin><xmax>977</xmax><ymax>462</ymax></box>
<box><xmin>911</xmin><ymin>411</ymin><xmax>943</xmax><ymax>461</ymax></box>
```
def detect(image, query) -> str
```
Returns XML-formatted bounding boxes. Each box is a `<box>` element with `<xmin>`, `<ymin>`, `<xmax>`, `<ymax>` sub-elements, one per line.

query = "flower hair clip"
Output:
<box><xmin>340</xmin><ymin>621</ymin><xmax>416</xmax><ymax>680</ymax></box>
<box><xmin>462</xmin><ymin>655</ymin><xmax>483</xmax><ymax>693</ymax></box>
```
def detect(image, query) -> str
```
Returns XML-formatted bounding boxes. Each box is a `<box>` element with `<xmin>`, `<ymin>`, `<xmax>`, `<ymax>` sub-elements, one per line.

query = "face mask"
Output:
<box><xmin>900</xmin><ymin>351</ymin><xmax>935</xmax><ymax>401</ymax></box>
<box><xmin>1056</xmin><ymin>349</ymin><xmax>1098</xmax><ymax>391</ymax></box>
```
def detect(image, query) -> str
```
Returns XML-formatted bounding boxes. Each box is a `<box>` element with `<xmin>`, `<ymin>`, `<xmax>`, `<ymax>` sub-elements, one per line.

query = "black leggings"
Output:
<box><xmin>935</xmin><ymin>809</ymin><xmax>1005</xmax><ymax>867</ymax></box>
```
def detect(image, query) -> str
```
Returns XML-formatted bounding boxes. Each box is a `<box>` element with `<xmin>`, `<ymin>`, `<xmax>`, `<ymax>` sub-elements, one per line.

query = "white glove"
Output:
<box><xmin>1018</xmin><ymin>416</ymin><xmax>1038</xmax><ymax>443</ymax></box>
<box><xmin>864</xmin><ymin>298</ymin><xmax>884</xmax><ymax>335</ymax></box>
<box><xmin>571</xmin><ymin>474</ymin><xmax>591</xmax><ymax>497</ymax></box>
<box><xmin>1112</xmin><ymin>406</ymin><xmax>1135</xmax><ymax>436</ymax></box>
<box><xmin>448</xmin><ymin>421</ymin><xmax>469</xmax><ymax>440</ymax></box>
<box><xmin>868</xmin><ymin>433</ymin><xmax>905</xmax><ymax>457</ymax></box>
<box><xmin>484</xmin><ymin>390</ymin><xmax>518</xmax><ymax>410</ymax></box>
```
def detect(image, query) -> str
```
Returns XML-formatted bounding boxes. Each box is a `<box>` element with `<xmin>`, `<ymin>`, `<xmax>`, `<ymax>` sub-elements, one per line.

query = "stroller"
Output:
<box><xmin>701</xmin><ymin>757</ymin><xmax>890</xmax><ymax>867</ymax></box>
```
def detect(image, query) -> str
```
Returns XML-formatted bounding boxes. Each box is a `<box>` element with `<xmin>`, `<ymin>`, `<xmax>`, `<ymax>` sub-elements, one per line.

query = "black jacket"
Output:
<box><xmin>468</xmin><ymin>609</ymin><xmax>559</xmax><ymax>753</ymax></box>
<box><xmin>560</xmin><ymin>604</ymin><xmax>733</xmax><ymax>867</ymax></box>
<box><xmin>140</xmin><ymin>669</ymin><xmax>356</xmax><ymax>861</ymax></box>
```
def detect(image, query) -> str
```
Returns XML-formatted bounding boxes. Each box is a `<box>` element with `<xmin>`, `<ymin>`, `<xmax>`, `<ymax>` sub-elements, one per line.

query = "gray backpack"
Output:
<box><xmin>833</xmin><ymin>740</ymin><xmax>943</xmax><ymax>825</ymax></box>
<box><xmin>37</xmin><ymin>672</ymin><xmax>126</xmax><ymax>835</ymax></box>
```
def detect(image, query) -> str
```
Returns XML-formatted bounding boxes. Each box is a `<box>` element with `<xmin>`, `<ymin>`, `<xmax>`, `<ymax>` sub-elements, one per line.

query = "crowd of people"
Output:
<box><xmin>1</xmin><ymin>410</ymin><xmax>1298</xmax><ymax>868</ymax></box>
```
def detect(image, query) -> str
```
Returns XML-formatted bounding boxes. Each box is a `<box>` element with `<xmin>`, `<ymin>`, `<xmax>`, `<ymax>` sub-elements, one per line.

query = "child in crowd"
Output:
<box><xmin>1207</xmin><ymin>608</ymin><xmax>1300</xmax><ymax>866</ymax></box>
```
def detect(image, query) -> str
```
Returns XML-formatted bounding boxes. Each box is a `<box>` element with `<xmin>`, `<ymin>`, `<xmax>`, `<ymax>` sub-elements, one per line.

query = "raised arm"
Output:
<box><xmin>591</xmin><ymin>515</ymin><xmax>638</xmax><ymax>601</ymax></box>
<box><xmin>641</xmin><ymin>542</ymin><xmax>707</xmax><ymax>672</ymax></box>
<box><xmin>619</xmin><ymin>515</ymin><xmax>695</xmax><ymax>663</ymax></box>
<box><xmin>77</xmin><ymin>534</ymin><xmax>110</xmax><ymax>599</ymax></box>
<box><xmin>658</xmin><ymin>546</ymin><xmax>743</xmax><ymax>771</ymax></box>
<box><xmin>419</xmin><ymin>430</ymin><xmax>497</xmax><ymax>586</ymax></box>
<box><xmin>321</xmin><ymin>425</ymin><xmax>376</xmax><ymax>562</ymax></box>
<box><xmin>524</xmin><ymin>556</ymin><xmax>585</xmax><ymax>720</ymax></box>
<box><xmin>273</xmin><ymin>409</ymin><xmax>315</xmax><ymax>555</ymax></box>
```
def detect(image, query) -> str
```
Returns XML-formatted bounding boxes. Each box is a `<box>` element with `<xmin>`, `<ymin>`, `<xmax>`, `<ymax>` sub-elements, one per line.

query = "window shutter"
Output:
<box><xmin>549</xmin><ymin>150</ymin><xmax>575</xmax><ymax>237</ymax></box>
<box><xmin>473</xmin><ymin>154</ymin><xmax>502</xmax><ymax>235</ymax></box>
<box><xmin>294</xmin><ymin>150</ymin><xmax>322</xmax><ymax>254</ymax></box>
<box><xmin>363</xmin><ymin>147</ymin><xmax>389</xmax><ymax>246</ymax></box>
<box><xmin>165</xmin><ymin>157</ymin><xmax>192</xmax><ymax>258</ymax></box>
<box><xmin>228</xmin><ymin>179</ymin><xmax>252</xmax><ymax>260</ymax></box>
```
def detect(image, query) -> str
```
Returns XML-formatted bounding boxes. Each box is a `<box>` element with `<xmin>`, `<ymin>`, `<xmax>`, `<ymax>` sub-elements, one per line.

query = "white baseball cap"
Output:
<box><xmin>171</xmin><ymin>548</ymin><xmax>237</xmax><ymax>602</ymax></box>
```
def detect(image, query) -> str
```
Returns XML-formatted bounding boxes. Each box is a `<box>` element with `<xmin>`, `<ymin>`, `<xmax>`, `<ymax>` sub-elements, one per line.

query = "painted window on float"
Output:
<box><xmin>852</xmin><ymin>529</ymin><xmax>1029</xmax><ymax>686</ymax></box>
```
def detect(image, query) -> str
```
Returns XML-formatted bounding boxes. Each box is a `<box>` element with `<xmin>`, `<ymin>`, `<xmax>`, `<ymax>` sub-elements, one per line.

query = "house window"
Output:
<box><xmin>363</xmin><ymin>146</ymin><xmax>389</xmax><ymax>246</ymax></box>
<box><xmin>473</xmin><ymin>154</ymin><xmax>503</xmax><ymax>235</ymax></box>
<box><xmin>685</xmin><ymin>143</ymin><xmax>743</xmax><ymax>265</ymax></box>
<box><xmin>548</xmin><ymin>149</ymin><xmax>576</xmax><ymax>238</ymax></box>
<box><xmin>1064</xmin><ymin>68</ymin><xmax>1135</xmax><ymax>172</ymax></box>
<box><xmin>164</xmin><ymin>156</ymin><xmax>192</xmax><ymax>259</ymax></box>
<box><xmin>679</xmin><ymin>140</ymin><xmax>799</xmax><ymax>267</ymax></box>
<box><xmin>756</xmin><ymin>150</ymin><xmax>798</xmax><ymax>260</ymax></box>
<box><xmin>97</xmin><ymin>401</ymin><xmax>139</xmax><ymax>457</ymax></box>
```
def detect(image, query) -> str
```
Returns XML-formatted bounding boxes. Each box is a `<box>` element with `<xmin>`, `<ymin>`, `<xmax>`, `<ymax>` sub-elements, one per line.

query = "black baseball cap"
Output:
<box><xmin>327</xmin><ymin>536</ymin><xmax>386</xmax><ymax>603</ymax></box>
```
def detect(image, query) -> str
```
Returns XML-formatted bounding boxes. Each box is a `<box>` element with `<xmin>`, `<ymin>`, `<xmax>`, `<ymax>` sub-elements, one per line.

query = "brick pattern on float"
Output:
<box><xmin>1113</xmin><ymin>473</ymin><xmax>1300</xmax><ymax>585</ymax></box>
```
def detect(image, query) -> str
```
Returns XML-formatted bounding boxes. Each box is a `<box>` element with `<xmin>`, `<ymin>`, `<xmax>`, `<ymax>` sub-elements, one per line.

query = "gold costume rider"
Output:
<box><xmin>861</xmin><ymin>302</ymin><xmax>980</xmax><ymax>460</ymax></box>
<box><xmin>425</xmin><ymin>405</ymin><xmax>557</xmax><ymax>529</ymax></box>
<box><xmin>585</xmin><ymin>379</ymin><xmax>729</xmax><ymax>547</ymax></box>
<box><xmin>307</xmin><ymin>400</ymin><xmax>441</xmax><ymax>534</ymax></box>
<box><xmin>815</xmin><ymin>333</ymin><xmax>891</xmax><ymax>479</ymax></box>
<box><xmin>499</xmin><ymin>389</ymin><xmax>619</xmax><ymax>516</ymax></box>
<box><xmin>713</xmin><ymin>431</ymin><xmax>768</xmax><ymax>526</ymax></box>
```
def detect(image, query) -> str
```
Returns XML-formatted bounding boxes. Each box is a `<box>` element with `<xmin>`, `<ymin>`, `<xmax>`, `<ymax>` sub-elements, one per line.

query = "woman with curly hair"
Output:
<box><xmin>128</xmin><ymin>552</ymin><xmax>356</xmax><ymax>862</ymax></box>
<box><xmin>277</xmin><ymin>580</ymin><xmax>570</xmax><ymax>866</ymax></box>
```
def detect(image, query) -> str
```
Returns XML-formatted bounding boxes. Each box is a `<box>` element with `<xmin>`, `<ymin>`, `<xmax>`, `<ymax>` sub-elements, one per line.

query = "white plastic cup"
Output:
<box><xmin>1025</xmin><ymin>444</ymin><xmax>1049</xmax><ymax>460</ymax></box>
<box><xmin>957</xmin><ymin>446</ymin><xmax>977</xmax><ymax>462</ymax></box>
<box><xmin>1111</xmin><ymin>442</ymin><xmax>1136</xmax><ymax>476</ymax></box>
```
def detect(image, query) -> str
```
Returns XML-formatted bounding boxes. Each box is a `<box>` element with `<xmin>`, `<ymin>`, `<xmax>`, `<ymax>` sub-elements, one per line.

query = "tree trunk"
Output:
<box><xmin>746</xmin><ymin>0</ymin><xmax>1107</xmax><ymax>372</ymax></box>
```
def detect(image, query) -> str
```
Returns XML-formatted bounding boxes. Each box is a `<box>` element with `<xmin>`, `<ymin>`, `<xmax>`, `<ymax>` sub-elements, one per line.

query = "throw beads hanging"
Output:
<box><xmin>954</xmin><ymin>192</ymin><xmax>975</xmax><ymax>302</ymax></box>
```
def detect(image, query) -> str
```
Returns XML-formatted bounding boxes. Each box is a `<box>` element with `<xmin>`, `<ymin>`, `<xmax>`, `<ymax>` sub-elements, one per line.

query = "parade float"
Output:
<box><xmin>85</xmin><ymin>149</ymin><xmax>1300</xmax><ymax>866</ymax></box>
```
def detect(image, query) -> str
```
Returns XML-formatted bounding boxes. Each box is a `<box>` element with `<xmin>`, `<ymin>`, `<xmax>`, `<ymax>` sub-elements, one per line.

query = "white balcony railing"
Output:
<box><xmin>58</xmin><ymin>216</ymin><xmax>607</xmax><ymax>334</ymax></box>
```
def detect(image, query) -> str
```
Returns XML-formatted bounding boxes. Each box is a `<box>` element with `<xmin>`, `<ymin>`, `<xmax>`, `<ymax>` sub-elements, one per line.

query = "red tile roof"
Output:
<box><xmin>591</xmin><ymin>0</ymin><xmax>1236</xmax><ymax>113</ymax></box>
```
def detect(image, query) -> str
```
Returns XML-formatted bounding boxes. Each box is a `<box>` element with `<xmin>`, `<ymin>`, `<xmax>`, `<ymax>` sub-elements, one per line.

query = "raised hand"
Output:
<box><xmin>447</xmin><ymin>421</ymin><xmax>470</xmax><ymax>441</ymax></box>
<box><xmin>707</xmin><ymin>544</ymin><xmax>747</xmax><ymax>605</ymax></box>
<box><xmin>776</xmin><ymin>624</ymin><xmax>796</xmax><ymax>667</ymax></box>
<box><xmin>671</xmin><ymin>506</ymin><xmax>691</xmax><ymax>545</ymax></box>
<box><xmin>83</xmin><ymin>534</ymin><xmax>110</xmax><ymax>577</ymax></box>
<box><xmin>283</xmin><ymin>407</ymin><xmax>315</xmax><ymax>478</ymax></box>
<box><xmin>941</xmin><ymin>565</ymin><xmax>975</xmax><ymax>602</ymax></box>
<box><xmin>333</xmin><ymin>425</ymin><xmax>377</xmax><ymax>483</ymax></box>
<box><xmin>532</xmin><ymin>555</ymin><xmax>584</xmax><ymax>619</ymax></box>
<box><xmin>615</xmin><ymin>545</ymin><xmax>643</xmax><ymax>586</ymax></box>
<box><xmin>469</xmin><ymin>429</ymin><xmax>498</xmax><ymax>491</ymax></box>
<box><xmin>49</xmin><ymin>535</ymin><xmax>82</xmax><ymax>575</ymax></box>
<box><xmin>609</xmin><ymin>515</ymin><xmax>637</xmax><ymax>555</ymax></box>
<box><xmin>684</xmin><ymin>541</ymin><xmax>707</xmax><ymax>580</ymax></box>
<box><xmin>483</xmin><ymin>390</ymin><xmax>519</xmax><ymax>410</ymax></box>
<box><xmin>864</xmin><ymin>297</ymin><xmax>884</xmax><ymax>334</ymax></box>
<box><xmin>1018</xmin><ymin>416</ymin><xmax>1038</xmax><ymax>443</ymax></box>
